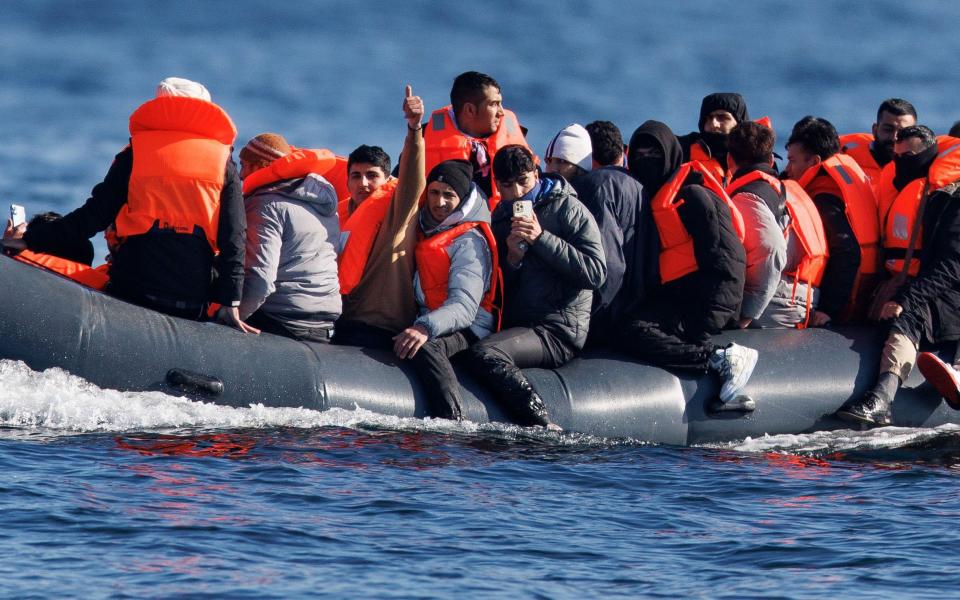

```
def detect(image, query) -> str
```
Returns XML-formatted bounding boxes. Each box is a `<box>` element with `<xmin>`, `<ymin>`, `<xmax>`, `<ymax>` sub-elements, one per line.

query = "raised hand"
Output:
<box><xmin>402</xmin><ymin>84</ymin><xmax>424</xmax><ymax>129</ymax></box>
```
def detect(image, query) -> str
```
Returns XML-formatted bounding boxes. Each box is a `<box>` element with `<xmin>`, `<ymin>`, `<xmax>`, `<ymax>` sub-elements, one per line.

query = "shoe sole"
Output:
<box><xmin>917</xmin><ymin>352</ymin><xmax>960</xmax><ymax>410</ymax></box>
<box><xmin>836</xmin><ymin>409</ymin><xmax>890</xmax><ymax>428</ymax></box>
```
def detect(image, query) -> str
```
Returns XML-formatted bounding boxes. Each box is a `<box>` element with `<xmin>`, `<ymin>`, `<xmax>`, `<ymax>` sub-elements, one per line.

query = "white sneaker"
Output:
<box><xmin>709</xmin><ymin>343</ymin><xmax>759</xmax><ymax>404</ymax></box>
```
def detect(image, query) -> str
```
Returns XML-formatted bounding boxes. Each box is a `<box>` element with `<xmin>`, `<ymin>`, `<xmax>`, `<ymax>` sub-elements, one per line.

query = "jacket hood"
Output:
<box><xmin>699</xmin><ymin>93</ymin><xmax>750</xmax><ymax>131</ymax></box>
<box><xmin>420</xmin><ymin>183</ymin><xmax>490</xmax><ymax>236</ymax></box>
<box><xmin>249</xmin><ymin>174</ymin><xmax>339</xmax><ymax>217</ymax></box>
<box><xmin>628</xmin><ymin>120</ymin><xmax>683</xmax><ymax>191</ymax></box>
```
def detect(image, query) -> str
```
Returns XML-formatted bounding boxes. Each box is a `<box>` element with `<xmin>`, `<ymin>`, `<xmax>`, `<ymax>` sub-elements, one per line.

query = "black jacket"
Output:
<box><xmin>805</xmin><ymin>171</ymin><xmax>861</xmax><ymax>319</ymax></box>
<box><xmin>571</xmin><ymin>166</ymin><xmax>657</xmax><ymax>340</ymax></box>
<box><xmin>24</xmin><ymin>146</ymin><xmax>245</xmax><ymax>307</ymax></box>
<box><xmin>491</xmin><ymin>174</ymin><xmax>607</xmax><ymax>350</ymax></box>
<box><xmin>628</xmin><ymin>120</ymin><xmax>746</xmax><ymax>334</ymax></box>
<box><xmin>895</xmin><ymin>183</ymin><xmax>960</xmax><ymax>342</ymax></box>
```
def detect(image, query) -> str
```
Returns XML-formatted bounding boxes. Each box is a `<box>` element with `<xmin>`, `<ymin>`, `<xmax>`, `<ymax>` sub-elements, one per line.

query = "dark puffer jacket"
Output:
<box><xmin>491</xmin><ymin>173</ymin><xmax>607</xmax><ymax>350</ymax></box>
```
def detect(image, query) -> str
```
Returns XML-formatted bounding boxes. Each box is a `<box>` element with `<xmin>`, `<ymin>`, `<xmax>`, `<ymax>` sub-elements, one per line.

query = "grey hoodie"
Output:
<box><xmin>240</xmin><ymin>174</ymin><xmax>342</xmax><ymax>326</ymax></box>
<box><xmin>413</xmin><ymin>184</ymin><xmax>495</xmax><ymax>339</ymax></box>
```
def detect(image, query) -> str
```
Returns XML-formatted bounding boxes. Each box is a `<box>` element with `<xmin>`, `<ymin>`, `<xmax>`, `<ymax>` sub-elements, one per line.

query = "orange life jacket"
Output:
<box><xmin>116</xmin><ymin>96</ymin><xmax>237</xmax><ymax>252</ymax></box>
<box><xmin>796</xmin><ymin>153</ymin><xmax>880</xmax><ymax>318</ymax></box>
<box><xmin>14</xmin><ymin>250</ymin><xmax>110</xmax><ymax>290</ymax></box>
<box><xmin>877</xmin><ymin>136</ymin><xmax>960</xmax><ymax>276</ymax></box>
<box><xmin>689</xmin><ymin>143</ymin><xmax>725</xmax><ymax>184</ymax></box>
<box><xmin>652</xmin><ymin>163</ymin><xmax>745</xmax><ymax>284</ymax></box>
<box><xmin>783</xmin><ymin>181</ymin><xmax>829</xmax><ymax>327</ymax></box>
<box><xmin>337</xmin><ymin>178</ymin><xmax>401</xmax><ymax>295</ymax></box>
<box><xmin>725</xmin><ymin>168</ymin><xmax>785</xmax><ymax>216</ymax></box>
<box><xmin>839</xmin><ymin>132</ymin><xmax>883</xmax><ymax>187</ymax></box>
<box><xmin>415</xmin><ymin>221</ymin><xmax>501</xmax><ymax>326</ymax></box>
<box><xmin>242</xmin><ymin>148</ymin><xmax>348</xmax><ymax>199</ymax></box>
<box><xmin>423</xmin><ymin>105</ymin><xmax>531</xmax><ymax>211</ymax></box>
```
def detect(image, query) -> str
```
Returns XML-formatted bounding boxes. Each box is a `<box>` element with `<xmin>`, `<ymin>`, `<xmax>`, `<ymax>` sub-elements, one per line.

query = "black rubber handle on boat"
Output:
<box><xmin>166</xmin><ymin>368</ymin><xmax>224</xmax><ymax>396</ymax></box>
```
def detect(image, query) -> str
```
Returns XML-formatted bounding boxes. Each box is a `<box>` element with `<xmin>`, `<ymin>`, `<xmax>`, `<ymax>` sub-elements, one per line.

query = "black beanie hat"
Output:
<box><xmin>699</xmin><ymin>93</ymin><xmax>750</xmax><ymax>131</ymax></box>
<box><xmin>427</xmin><ymin>159</ymin><xmax>473</xmax><ymax>201</ymax></box>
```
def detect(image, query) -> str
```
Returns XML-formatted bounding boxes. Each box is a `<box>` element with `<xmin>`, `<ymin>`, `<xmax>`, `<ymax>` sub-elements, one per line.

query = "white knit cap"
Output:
<box><xmin>155</xmin><ymin>77</ymin><xmax>212</xmax><ymax>102</ymax></box>
<box><xmin>545</xmin><ymin>123</ymin><xmax>592</xmax><ymax>171</ymax></box>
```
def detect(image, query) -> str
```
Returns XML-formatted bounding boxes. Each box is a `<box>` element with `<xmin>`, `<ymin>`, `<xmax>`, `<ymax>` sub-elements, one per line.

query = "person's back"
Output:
<box><xmin>18</xmin><ymin>77</ymin><xmax>246</xmax><ymax>322</ymax></box>
<box><xmin>237</xmin><ymin>134</ymin><xmax>342</xmax><ymax>342</ymax></box>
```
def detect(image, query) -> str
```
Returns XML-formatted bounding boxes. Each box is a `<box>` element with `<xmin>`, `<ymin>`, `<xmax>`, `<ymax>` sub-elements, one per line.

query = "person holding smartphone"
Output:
<box><xmin>468</xmin><ymin>145</ymin><xmax>606</xmax><ymax>430</ymax></box>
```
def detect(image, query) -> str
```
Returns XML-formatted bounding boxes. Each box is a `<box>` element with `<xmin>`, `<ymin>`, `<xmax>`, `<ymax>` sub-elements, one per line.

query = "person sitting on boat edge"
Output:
<box><xmin>232</xmin><ymin>133</ymin><xmax>342</xmax><ymax>342</ymax></box>
<box><xmin>568</xmin><ymin>121</ymin><xmax>653</xmax><ymax>347</ymax></box>
<box><xmin>543</xmin><ymin>123</ymin><xmax>592</xmax><ymax>185</ymax></box>
<box><xmin>678</xmin><ymin>92</ymin><xmax>752</xmax><ymax>184</ymax></box>
<box><xmin>839</xmin><ymin>98</ymin><xmax>917</xmax><ymax>189</ymax></box>
<box><xmin>785</xmin><ymin>116</ymin><xmax>880</xmax><ymax>326</ymax></box>
<box><xmin>837</xmin><ymin>126</ymin><xmax>960</xmax><ymax>426</ymax></box>
<box><xmin>615</xmin><ymin>120</ymin><xmax>757</xmax><ymax>413</ymax></box>
<box><xmin>723</xmin><ymin>121</ymin><xmax>790</xmax><ymax>328</ymax></box>
<box><xmin>468</xmin><ymin>145</ymin><xmax>606</xmax><ymax>431</ymax></box>
<box><xmin>332</xmin><ymin>84</ymin><xmax>427</xmax><ymax>349</ymax></box>
<box><xmin>393</xmin><ymin>160</ymin><xmax>497</xmax><ymax>421</ymax></box>
<box><xmin>3</xmin><ymin>77</ymin><xmax>249</xmax><ymax>326</ymax></box>
<box><xmin>423</xmin><ymin>71</ymin><xmax>533</xmax><ymax>210</ymax></box>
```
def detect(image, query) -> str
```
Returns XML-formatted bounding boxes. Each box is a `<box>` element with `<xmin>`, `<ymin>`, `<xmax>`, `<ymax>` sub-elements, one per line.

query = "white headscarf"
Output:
<box><xmin>155</xmin><ymin>77</ymin><xmax>212</xmax><ymax>102</ymax></box>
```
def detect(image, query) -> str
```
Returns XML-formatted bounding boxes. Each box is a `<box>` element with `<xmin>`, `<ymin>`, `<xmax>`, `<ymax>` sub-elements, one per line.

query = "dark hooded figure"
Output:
<box><xmin>617</xmin><ymin>120</ymin><xmax>757</xmax><ymax>412</ymax></box>
<box><xmin>678</xmin><ymin>93</ymin><xmax>751</xmax><ymax>180</ymax></box>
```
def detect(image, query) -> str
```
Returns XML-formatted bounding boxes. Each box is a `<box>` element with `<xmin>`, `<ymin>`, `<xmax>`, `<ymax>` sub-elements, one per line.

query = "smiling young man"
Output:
<box><xmin>422</xmin><ymin>71</ymin><xmax>532</xmax><ymax>209</ymax></box>
<box><xmin>468</xmin><ymin>145</ymin><xmax>606</xmax><ymax>430</ymax></box>
<box><xmin>393</xmin><ymin>160</ymin><xmax>497</xmax><ymax>420</ymax></box>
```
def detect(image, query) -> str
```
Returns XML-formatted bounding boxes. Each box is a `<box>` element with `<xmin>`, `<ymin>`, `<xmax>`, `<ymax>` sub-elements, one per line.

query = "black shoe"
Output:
<box><xmin>836</xmin><ymin>392</ymin><xmax>892</xmax><ymax>427</ymax></box>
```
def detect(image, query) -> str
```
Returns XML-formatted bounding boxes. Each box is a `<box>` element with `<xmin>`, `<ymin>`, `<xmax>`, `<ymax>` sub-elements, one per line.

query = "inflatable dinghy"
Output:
<box><xmin>1</xmin><ymin>255</ymin><xmax>956</xmax><ymax>444</ymax></box>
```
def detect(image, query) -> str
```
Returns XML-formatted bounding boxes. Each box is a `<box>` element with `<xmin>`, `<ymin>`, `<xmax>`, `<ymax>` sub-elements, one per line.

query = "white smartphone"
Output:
<box><xmin>10</xmin><ymin>204</ymin><xmax>26</xmax><ymax>228</ymax></box>
<box><xmin>512</xmin><ymin>200</ymin><xmax>533</xmax><ymax>219</ymax></box>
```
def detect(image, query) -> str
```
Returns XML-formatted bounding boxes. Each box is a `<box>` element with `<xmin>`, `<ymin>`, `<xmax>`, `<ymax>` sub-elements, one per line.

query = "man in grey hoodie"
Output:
<box><xmin>236</xmin><ymin>133</ymin><xmax>342</xmax><ymax>342</ymax></box>
<box><xmin>393</xmin><ymin>160</ymin><xmax>496</xmax><ymax>420</ymax></box>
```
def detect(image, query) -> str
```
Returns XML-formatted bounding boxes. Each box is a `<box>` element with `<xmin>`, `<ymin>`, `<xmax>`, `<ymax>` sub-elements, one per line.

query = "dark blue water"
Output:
<box><xmin>4</xmin><ymin>0</ymin><xmax>960</xmax><ymax>596</ymax></box>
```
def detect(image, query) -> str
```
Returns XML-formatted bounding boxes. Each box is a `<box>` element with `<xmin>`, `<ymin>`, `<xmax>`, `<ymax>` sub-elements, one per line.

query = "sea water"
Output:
<box><xmin>3</xmin><ymin>1</ymin><xmax>960</xmax><ymax>597</ymax></box>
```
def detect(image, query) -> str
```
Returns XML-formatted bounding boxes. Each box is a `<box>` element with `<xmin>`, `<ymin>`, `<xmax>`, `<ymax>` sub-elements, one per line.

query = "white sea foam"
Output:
<box><xmin>0</xmin><ymin>359</ymin><xmax>494</xmax><ymax>436</ymax></box>
<box><xmin>721</xmin><ymin>423</ymin><xmax>960</xmax><ymax>455</ymax></box>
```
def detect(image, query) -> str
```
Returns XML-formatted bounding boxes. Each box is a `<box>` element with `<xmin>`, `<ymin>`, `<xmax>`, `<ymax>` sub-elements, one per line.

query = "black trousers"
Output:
<box><xmin>613</xmin><ymin>300</ymin><xmax>718</xmax><ymax>372</ymax></box>
<box><xmin>331</xmin><ymin>320</ymin><xmax>396</xmax><ymax>350</ymax></box>
<box><xmin>246</xmin><ymin>310</ymin><xmax>334</xmax><ymax>343</ymax></box>
<box><xmin>408</xmin><ymin>329</ymin><xmax>478</xmax><ymax>420</ymax></box>
<box><xmin>468</xmin><ymin>326</ymin><xmax>576</xmax><ymax>425</ymax></box>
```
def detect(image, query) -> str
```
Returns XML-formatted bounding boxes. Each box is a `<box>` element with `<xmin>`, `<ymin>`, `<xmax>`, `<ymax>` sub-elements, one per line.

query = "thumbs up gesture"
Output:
<box><xmin>402</xmin><ymin>84</ymin><xmax>424</xmax><ymax>130</ymax></box>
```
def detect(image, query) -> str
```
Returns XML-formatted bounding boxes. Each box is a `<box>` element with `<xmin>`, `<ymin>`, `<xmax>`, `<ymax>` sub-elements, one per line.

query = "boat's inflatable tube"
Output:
<box><xmin>0</xmin><ymin>255</ymin><xmax>956</xmax><ymax>444</ymax></box>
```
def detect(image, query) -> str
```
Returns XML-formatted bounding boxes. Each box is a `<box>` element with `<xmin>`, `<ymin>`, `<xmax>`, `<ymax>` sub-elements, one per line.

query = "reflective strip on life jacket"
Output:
<box><xmin>242</xmin><ymin>148</ymin><xmax>348</xmax><ymax>200</ymax></box>
<box><xmin>14</xmin><ymin>250</ymin><xmax>110</xmax><ymax>290</ymax></box>
<box><xmin>337</xmin><ymin>178</ymin><xmax>400</xmax><ymax>295</ymax></box>
<box><xmin>839</xmin><ymin>132</ymin><xmax>882</xmax><ymax>186</ymax></box>
<box><xmin>878</xmin><ymin>136</ymin><xmax>960</xmax><ymax>276</ymax></box>
<box><xmin>423</xmin><ymin>105</ymin><xmax>531</xmax><ymax>211</ymax></box>
<box><xmin>118</xmin><ymin>96</ymin><xmax>236</xmax><ymax>252</ymax></box>
<box><xmin>652</xmin><ymin>163</ymin><xmax>745</xmax><ymax>284</ymax></box>
<box><xmin>415</xmin><ymin>221</ymin><xmax>501</xmax><ymax>326</ymax></box>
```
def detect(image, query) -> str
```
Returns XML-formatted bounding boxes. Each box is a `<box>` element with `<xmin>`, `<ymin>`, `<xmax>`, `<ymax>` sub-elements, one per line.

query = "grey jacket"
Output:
<box><xmin>414</xmin><ymin>185</ymin><xmax>495</xmax><ymax>339</ymax></box>
<box><xmin>491</xmin><ymin>174</ymin><xmax>607</xmax><ymax>350</ymax></box>
<box><xmin>240</xmin><ymin>174</ymin><xmax>342</xmax><ymax>325</ymax></box>
<box><xmin>730</xmin><ymin>190</ymin><xmax>787</xmax><ymax>320</ymax></box>
<box><xmin>753</xmin><ymin>215</ymin><xmax>820</xmax><ymax>328</ymax></box>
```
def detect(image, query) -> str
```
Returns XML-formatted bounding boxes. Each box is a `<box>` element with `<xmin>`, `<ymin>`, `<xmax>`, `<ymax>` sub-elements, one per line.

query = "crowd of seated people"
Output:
<box><xmin>4</xmin><ymin>73</ymin><xmax>960</xmax><ymax>431</ymax></box>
